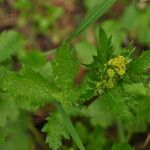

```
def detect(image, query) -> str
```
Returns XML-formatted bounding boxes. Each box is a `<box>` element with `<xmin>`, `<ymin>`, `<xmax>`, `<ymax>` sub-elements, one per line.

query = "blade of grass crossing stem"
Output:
<box><xmin>66</xmin><ymin>0</ymin><xmax>117</xmax><ymax>42</ymax></box>
<box><xmin>56</xmin><ymin>102</ymin><xmax>85</xmax><ymax>150</ymax></box>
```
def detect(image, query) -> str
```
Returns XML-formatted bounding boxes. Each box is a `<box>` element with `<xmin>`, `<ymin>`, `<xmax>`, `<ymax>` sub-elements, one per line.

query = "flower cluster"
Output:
<box><xmin>108</xmin><ymin>55</ymin><xmax>126</xmax><ymax>76</ymax></box>
<box><xmin>97</xmin><ymin>55</ymin><xmax>127</xmax><ymax>92</ymax></box>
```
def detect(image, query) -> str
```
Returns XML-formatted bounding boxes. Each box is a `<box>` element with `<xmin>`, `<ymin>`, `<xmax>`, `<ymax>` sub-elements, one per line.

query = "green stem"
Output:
<box><xmin>56</xmin><ymin>102</ymin><xmax>86</xmax><ymax>150</ymax></box>
<box><xmin>117</xmin><ymin>119</ymin><xmax>126</xmax><ymax>143</ymax></box>
<box><xmin>126</xmin><ymin>130</ymin><xmax>133</xmax><ymax>143</ymax></box>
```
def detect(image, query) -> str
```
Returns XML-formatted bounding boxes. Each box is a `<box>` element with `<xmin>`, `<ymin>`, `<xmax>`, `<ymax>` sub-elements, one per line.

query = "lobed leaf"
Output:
<box><xmin>42</xmin><ymin>112</ymin><xmax>69</xmax><ymax>150</ymax></box>
<box><xmin>0</xmin><ymin>65</ymin><xmax>53</xmax><ymax>110</ymax></box>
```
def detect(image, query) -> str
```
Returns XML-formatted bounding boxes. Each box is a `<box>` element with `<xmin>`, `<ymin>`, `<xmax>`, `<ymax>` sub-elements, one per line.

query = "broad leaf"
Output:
<box><xmin>0</xmin><ymin>31</ymin><xmax>24</xmax><ymax>62</ymax></box>
<box><xmin>0</xmin><ymin>65</ymin><xmax>53</xmax><ymax>110</ymax></box>
<box><xmin>52</xmin><ymin>43</ymin><xmax>78</xmax><ymax>91</ymax></box>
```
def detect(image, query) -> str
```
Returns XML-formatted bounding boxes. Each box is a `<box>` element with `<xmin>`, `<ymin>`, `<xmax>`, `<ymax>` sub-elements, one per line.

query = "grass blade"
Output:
<box><xmin>56</xmin><ymin>102</ymin><xmax>85</xmax><ymax>150</ymax></box>
<box><xmin>66</xmin><ymin>0</ymin><xmax>117</xmax><ymax>42</ymax></box>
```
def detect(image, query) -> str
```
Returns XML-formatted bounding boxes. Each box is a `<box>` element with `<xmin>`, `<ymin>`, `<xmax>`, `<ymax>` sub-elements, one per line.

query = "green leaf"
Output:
<box><xmin>0</xmin><ymin>31</ymin><xmax>24</xmax><ymax>62</ymax></box>
<box><xmin>133</xmin><ymin>50</ymin><xmax>150</xmax><ymax>71</ymax></box>
<box><xmin>88</xmin><ymin>97</ymin><xmax>113</xmax><ymax>128</ymax></box>
<box><xmin>0</xmin><ymin>114</ymin><xmax>31</xmax><ymax>150</ymax></box>
<box><xmin>56</xmin><ymin>102</ymin><xmax>85</xmax><ymax>150</ymax></box>
<box><xmin>101</xmin><ymin>86</ymin><xmax>137</xmax><ymax>122</ymax></box>
<box><xmin>127</xmin><ymin>50</ymin><xmax>150</xmax><ymax>82</ymax></box>
<box><xmin>101</xmin><ymin>19</ymin><xmax>126</xmax><ymax>53</ymax></box>
<box><xmin>84</xmin><ymin>28</ymin><xmax>113</xmax><ymax>82</ymax></box>
<box><xmin>112</xmin><ymin>143</ymin><xmax>134</xmax><ymax>150</ymax></box>
<box><xmin>97</xmin><ymin>27</ymin><xmax>113</xmax><ymax>65</ymax></box>
<box><xmin>0</xmin><ymin>93</ymin><xmax>18</xmax><ymax>127</ymax></box>
<box><xmin>20</xmin><ymin>50</ymin><xmax>47</xmax><ymax>67</ymax></box>
<box><xmin>42</xmin><ymin>112</ymin><xmax>69</xmax><ymax>150</ymax></box>
<box><xmin>124</xmin><ymin>83</ymin><xmax>149</xmax><ymax>96</ymax></box>
<box><xmin>66</xmin><ymin>0</ymin><xmax>116</xmax><ymax>42</ymax></box>
<box><xmin>52</xmin><ymin>43</ymin><xmax>78</xmax><ymax>91</ymax></box>
<box><xmin>0</xmin><ymin>65</ymin><xmax>53</xmax><ymax>110</ymax></box>
<box><xmin>76</xmin><ymin>123</ymin><xmax>106</xmax><ymax>150</ymax></box>
<box><xmin>75</xmin><ymin>41</ymin><xmax>97</xmax><ymax>64</ymax></box>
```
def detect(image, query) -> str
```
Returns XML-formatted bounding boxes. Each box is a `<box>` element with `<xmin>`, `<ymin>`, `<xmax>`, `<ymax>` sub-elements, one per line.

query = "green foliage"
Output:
<box><xmin>97</xmin><ymin>28</ymin><xmax>113</xmax><ymax>66</ymax></box>
<box><xmin>0</xmin><ymin>31</ymin><xmax>24</xmax><ymax>62</ymax></box>
<box><xmin>101</xmin><ymin>86</ymin><xmax>137</xmax><ymax>122</ymax></box>
<box><xmin>0</xmin><ymin>27</ymin><xmax>149</xmax><ymax>150</ymax></box>
<box><xmin>0</xmin><ymin>65</ymin><xmax>53</xmax><ymax>110</ymax></box>
<box><xmin>0</xmin><ymin>93</ymin><xmax>18</xmax><ymax>127</ymax></box>
<box><xmin>42</xmin><ymin>112</ymin><xmax>69</xmax><ymax>150</ymax></box>
<box><xmin>112</xmin><ymin>143</ymin><xmax>134</xmax><ymax>150</ymax></box>
<box><xmin>76</xmin><ymin>123</ymin><xmax>107</xmax><ymax>150</ymax></box>
<box><xmin>127</xmin><ymin>50</ymin><xmax>150</xmax><ymax>82</ymax></box>
<box><xmin>12</xmin><ymin>1</ymin><xmax>63</xmax><ymax>33</ymax></box>
<box><xmin>0</xmin><ymin>0</ymin><xmax>150</xmax><ymax>149</ymax></box>
<box><xmin>75</xmin><ymin>41</ymin><xmax>96</xmax><ymax>64</ymax></box>
<box><xmin>101</xmin><ymin>2</ymin><xmax>150</xmax><ymax>50</ymax></box>
<box><xmin>66</xmin><ymin>0</ymin><xmax>117</xmax><ymax>42</ymax></box>
<box><xmin>121</xmin><ymin>3</ymin><xmax>150</xmax><ymax>46</ymax></box>
<box><xmin>52</xmin><ymin>43</ymin><xmax>78</xmax><ymax>91</ymax></box>
<box><xmin>0</xmin><ymin>114</ymin><xmax>31</xmax><ymax>150</ymax></box>
<box><xmin>101</xmin><ymin>20</ymin><xmax>126</xmax><ymax>53</ymax></box>
<box><xmin>20</xmin><ymin>50</ymin><xmax>47</xmax><ymax>67</ymax></box>
<box><xmin>88</xmin><ymin>97</ymin><xmax>113</xmax><ymax>128</ymax></box>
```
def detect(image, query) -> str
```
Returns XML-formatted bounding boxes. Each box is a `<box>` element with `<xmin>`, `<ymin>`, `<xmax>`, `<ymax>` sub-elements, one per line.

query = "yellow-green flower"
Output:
<box><xmin>106</xmin><ymin>78</ymin><xmax>116</xmax><ymax>89</ymax></box>
<box><xmin>107</xmin><ymin>68</ymin><xmax>116</xmax><ymax>77</ymax></box>
<box><xmin>108</xmin><ymin>55</ymin><xmax>126</xmax><ymax>76</ymax></box>
<box><xmin>108</xmin><ymin>55</ymin><xmax>126</xmax><ymax>67</ymax></box>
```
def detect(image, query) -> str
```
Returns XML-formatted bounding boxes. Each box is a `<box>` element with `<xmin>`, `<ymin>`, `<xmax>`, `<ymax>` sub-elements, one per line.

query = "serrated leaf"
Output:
<box><xmin>127</xmin><ymin>50</ymin><xmax>150</xmax><ymax>82</ymax></box>
<box><xmin>101</xmin><ymin>86</ymin><xmax>137</xmax><ymax>122</ymax></box>
<box><xmin>97</xmin><ymin>27</ymin><xmax>113</xmax><ymax>65</ymax></box>
<box><xmin>112</xmin><ymin>143</ymin><xmax>134</xmax><ymax>150</ymax></box>
<box><xmin>52</xmin><ymin>43</ymin><xmax>78</xmax><ymax>91</ymax></box>
<box><xmin>42</xmin><ymin>112</ymin><xmax>69</xmax><ymax>150</ymax></box>
<box><xmin>0</xmin><ymin>31</ymin><xmax>24</xmax><ymax>62</ymax></box>
<box><xmin>84</xmin><ymin>28</ymin><xmax>113</xmax><ymax>83</ymax></box>
<box><xmin>133</xmin><ymin>50</ymin><xmax>150</xmax><ymax>71</ymax></box>
<box><xmin>101</xmin><ymin>19</ymin><xmax>126</xmax><ymax>53</ymax></box>
<box><xmin>0</xmin><ymin>65</ymin><xmax>53</xmax><ymax>110</ymax></box>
